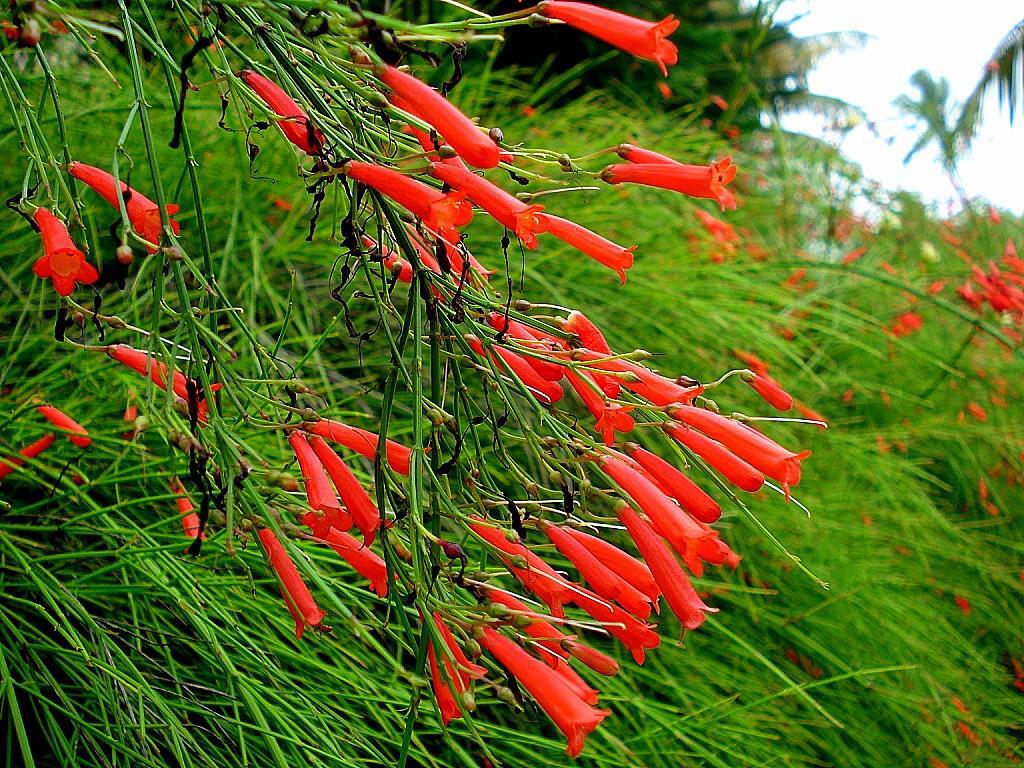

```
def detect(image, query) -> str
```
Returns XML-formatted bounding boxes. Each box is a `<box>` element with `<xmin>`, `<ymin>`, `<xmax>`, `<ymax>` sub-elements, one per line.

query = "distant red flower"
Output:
<box><xmin>841</xmin><ymin>246</ymin><xmax>866</xmax><ymax>264</ymax></box>
<box><xmin>429</xmin><ymin>163</ymin><xmax>547</xmax><ymax>248</ymax></box>
<box><xmin>380</xmin><ymin>65</ymin><xmax>500</xmax><ymax>168</ymax></box>
<box><xmin>480</xmin><ymin>627</ymin><xmax>610</xmax><ymax>757</ymax></box>
<box><xmin>710</xmin><ymin>94</ymin><xmax>729</xmax><ymax>110</ymax></box>
<box><xmin>36</xmin><ymin>405</ymin><xmax>91</xmax><ymax>448</ymax></box>
<box><xmin>966</xmin><ymin>402</ymin><xmax>987</xmax><ymax>422</ymax></box>
<box><xmin>539</xmin><ymin>213</ymin><xmax>636</xmax><ymax>282</ymax></box>
<box><xmin>618</xmin><ymin>506</ymin><xmax>716</xmax><ymax>631</ymax></box>
<box><xmin>889</xmin><ymin>311</ymin><xmax>923</xmax><ymax>338</ymax></box>
<box><xmin>958</xmin><ymin>281</ymin><xmax>984</xmax><ymax>310</ymax></box>
<box><xmin>68</xmin><ymin>162</ymin><xmax>180</xmax><ymax>253</ymax></box>
<box><xmin>746</xmin><ymin>373</ymin><xmax>794</xmax><ymax>411</ymax></box>
<box><xmin>304</xmin><ymin>417</ymin><xmax>412</xmax><ymax>475</ymax></box>
<box><xmin>733</xmin><ymin>349</ymin><xmax>769</xmax><ymax>377</ymax></box>
<box><xmin>657</xmin><ymin>82</ymin><xmax>672</xmax><ymax>100</ymax></box>
<box><xmin>694</xmin><ymin>208</ymin><xmax>739</xmax><ymax>246</ymax></box>
<box><xmin>927</xmin><ymin>279</ymin><xmax>946</xmax><ymax>295</ymax></box>
<box><xmin>239</xmin><ymin>69</ymin><xmax>325</xmax><ymax>155</ymax></box>
<box><xmin>308</xmin><ymin>434</ymin><xmax>381</xmax><ymax>545</ymax></box>
<box><xmin>626</xmin><ymin>444</ymin><xmax>721</xmax><ymax>523</ymax></box>
<box><xmin>538</xmin><ymin>1</ymin><xmax>679</xmax><ymax>76</ymax></box>
<box><xmin>603</xmin><ymin>157</ymin><xmax>737</xmax><ymax>211</ymax></box>
<box><xmin>257</xmin><ymin>527</ymin><xmax>326</xmax><ymax>639</ymax></box>
<box><xmin>169</xmin><ymin>478</ymin><xmax>204</xmax><ymax>539</ymax></box>
<box><xmin>0</xmin><ymin>433</ymin><xmax>56</xmax><ymax>481</ymax></box>
<box><xmin>31</xmin><ymin>208</ymin><xmax>98</xmax><ymax>297</ymax></box>
<box><xmin>345</xmin><ymin>161</ymin><xmax>472</xmax><ymax>241</ymax></box>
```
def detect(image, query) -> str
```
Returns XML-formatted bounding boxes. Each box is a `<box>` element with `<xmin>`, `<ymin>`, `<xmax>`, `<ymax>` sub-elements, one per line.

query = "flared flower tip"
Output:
<box><xmin>647</xmin><ymin>16</ymin><xmax>680</xmax><ymax>76</ymax></box>
<box><xmin>564</xmin><ymin>708</ymin><xmax>611</xmax><ymax>758</ymax></box>
<box><xmin>32</xmin><ymin>208</ymin><xmax>98</xmax><ymax>297</ymax></box>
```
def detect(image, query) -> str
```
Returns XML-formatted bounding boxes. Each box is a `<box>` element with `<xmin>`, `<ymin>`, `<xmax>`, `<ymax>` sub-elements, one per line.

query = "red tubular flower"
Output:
<box><xmin>480</xmin><ymin>627</ymin><xmax>610</xmax><ymax>757</ymax></box>
<box><xmin>486</xmin><ymin>587</ymin><xmax>571</xmax><ymax>664</ymax></box>
<box><xmin>0</xmin><ymin>433</ymin><xmax>56</xmax><ymax>481</ymax></box>
<box><xmin>380</xmin><ymin>65</ymin><xmax>500</xmax><ymax>169</ymax></box>
<box><xmin>626</xmin><ymin>444</ymin><xmax>721</xmax><ymax>524</ymax></box>
<box><xmin>317</xmin><ymin>525</ymin><xmax>389</xmax><ymax>597</ymax></box>
<box><xmin>427</xmin><ymin>612</ymin><xmax>486</xmax><ymax>724</ymax></box>
<box><xmin>556</xmin><ymin>348</ymin><xmax>703</xmax><ymax>406</ymax></box>
<box><xmin>746</xmin><ymin>373</ymin><xmax>793</xmax><ymax>411</ymax></box>
<box><xmin>169</xmin><ymin>478</ymin><xmax>204</xmax><ymax>539</ymax></box>
<box><xmin>429</xmin><ymin>163</ymin><xmax>547</xmax><ymax>248</ymax></box>
<box><xmin>560</xmin><ymin>527</ymin><xmax>659</xmax><ymax>603</ymax></box>
<box><xmin>601</xmin><ymin>452</ymin><xmax>715</xmax><ymax>575</ymax></box>
<box><xmin>428</xmin><ymin>645</ymin><xmax>463</xmax><ymax>726</ymax></box>
<box><xmin>344</xmin><ymin>162</ymin><xmax>473</xmax><ymax>240</ymax></box>
<box><xmin>36</xmin><ymin>405</ymin><xmax>91</xmax><ymax>448</ymax></box>
<box><xmin>664</xmin><ymin>423</ymin><xmax>764</xmax><ymax>493</ymax></box>
<box><xmin>538</xmin><ymin>1</ymin><xmax>679</xmax><ymax>76</ymax></box>
<box><xmin>618</xmin><ymin>506</ymin><xmax>716</xmax><ymax>632</ymax></box>
<box><xmin>567</xmin><ymin>642</ymin><xmax>620</xmax><ymax>676</ymax></box>
<box><xmin>362</xmin><ymin>235</ymin><xmax>415</xmax><ymax>282</ymax></box>
<box><xmin>434</xmin><ymin>612</ymin><xmax>486</xmax><ymax>683</ymax></box>
<box><xmin>616</xmin><ymin>144</ymin><xmax>679</xmax><ymax>165</ymax></box>
<box><xmin>602</xmin><ymin>158</ymin><xmax>738</xmax><ymax>211</ymax></box>
<box><xmin>570</xmin><ymin>586</ymin><xmax>660</xmax><ymax>664</ymax></box>
<box><xmin>257</xmin><ymin>527</ymin><xmax>326</xmax><ymax>639</ymax></box>
<box><xmin>68</xmin><ymin>162</ymin><xmax>180</xmax><ymax>253</ymax></box>
<box><xmin>470</xmin><ymin>518</ymin><xmax>575</xmax><ymax>616</ymax></box>
<box><xmin>304</xmin><ymin>417</ymin><xmax>412</xmax><ymax>475</ymax></box>
<box><xmin>308</xmin><ymin>434</ymin><xmax>380</xmax><ymax>545</ymax></box>
<box><xmin>564</xmin><ymin>369</ymin><xmax>635</xmax><ymax>446</ymax></box>
<box><xmin>239</xmin><ymin>69</ymin><xmax>325</xmax><ymax>155</ymax></box>
<box><xmin>486</xmin><ymin>313</ymin><xmax>564</xmax><ymax>381</ymax></box>
<box><xmin>672</xmin><ymin>405</ymin><xmax>810</xmax><ymax>499</ymax></box>
<box><xmin>31</xmin><ymin>209</ymin><xmax>98</xmax><ymax>296</ymax></box>
<box><xmin>553</xmin><ymin>658</ymin><xmax>599</xmax><ymax>705</ymax></box>
<box><xmin>106</xmin><ymin>345</ymin><xmax>219</xmax><ymax>423</ymax></box>
<box><xmin>539</xmin><ymin>214</ymin><xmax>636</xmax><ymax>283</ymax></box>
<box><xmin>561</xmin><ymin>311</ymin><xmax>618</xmax><ymax>397</ymax></box>
<box><xmin>544</xmin><ymin>523</ymin><xmax>652</xmax><ymax>619</ymax></box>
<box><xmin>287</xmin><ymin>431</ymin><xmax>344</xmax><ymax>515</ymax></box>
<box><xmin>466</xmin><ymin>335</ymin><xmax>565</xmax><ymax>405</ymax></box>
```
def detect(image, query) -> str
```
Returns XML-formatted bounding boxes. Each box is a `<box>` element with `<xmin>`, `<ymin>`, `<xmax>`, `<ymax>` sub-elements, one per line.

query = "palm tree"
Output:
<box><xmin>957</xmin><ymin>18</ymin><xmax>1024</xmax><ymax>140</ymax></box>
<box><xmin>893</xmin><ymin>70</ymin><xmax>967</xmax><ymax>203</ymax></box>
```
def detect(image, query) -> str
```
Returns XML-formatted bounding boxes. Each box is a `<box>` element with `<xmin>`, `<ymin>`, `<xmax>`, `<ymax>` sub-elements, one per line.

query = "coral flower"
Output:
<box><xmin>564</xmin><ymin>369</ymin><xmax>634</xmax><ymax>446</ymax></box>
<box><xmin>316</xmin><ymin>525</ymin><xmax>389</xmax><ymax>597</ymax></box>
<box><xmin>344</xmin><ymin>162</ymin><xmax>472</xmax><ymax>240</ymax></box>
<box><xmin>560</xmin><ymin>527</ymin><xmax>659</xmax><ymax>603</ymax></box>
<box><xmin>538</xmin><ymin>1</ymin><xmax>679</xmax><ymax>76</ymax></box>
<box><xmin>169</xmin><ymin>478</ymin><xmax>204</xmax><ymax>539</ymax></box>
<box><xmin>544</xmin><ymin>522</ymin><xmax>652</xmax><ymax>618</ymax></box>
<box><xmin>664</xmin><ymin>423</ymin><xmax>765</xmax><ymax>492</ymax></box>
<box><xmin>485</xmin><ymin>587</ymin><xmax>571</xmax><ymax>664</ymax></box>
<box><xmin>428</xmin><ymin>644</ymin><xmax>463</xmax><ymax>726</ymax></box>
<box><xmin>106</xmin><ymin>345</ymin><xmax>219</xmax><ymax>423</ymax></box>
<box><xmin>308</xmin><ymin>434</ymin><xmax>381</xmax><ymax>545</ymax></box>
<box><xmin>553</xmin><ymin>658</ymin><xmax>600</xmax><ymax>705</ymax></box>
<box><xmin>68</xmin><ymin>162</ymin><xmax>180</xmax><ymax>253</ymax></box>
<box><xmin>470</xmin><ymin>518</ymin><xmax>575</xmax><ymax>616</ymax></box>
<box><xmin>0</xmin><ymin>433</ymin><xmax>56</xmax><ymax>481</ymax></box>
<box><xmin>466</xmin><ymin>335</ymin><xmax>565</xmax><ymax>405</ymax></box>
<box><xmin>239</xmin><ymin>69</ymin><xmax>325</xmax><ymax>155</ymax></box>
<box><xmin>257</xmin><ymin>528</ymin><xmax>327</xmax><ymax>639</ymax></box>
<box><xmin>36</xmin><ymin>405</ymin><xmax>91</xmax><ymax>448</ymax></box>
<box><xmin>379</xmin><ymin>65</ymin><xmax>500</xmax><ymax>168</ymax></box>
<box><xmin>429</xmin><ymin>612</ymin><xmax>486</xmax><ymax>724</ymax></box>
<box><xmin>539</xmin><ymin>214</ymin><xmax>636</xmax><ymax>282</ymax></box>
<box><xmin>561</xmin><ymin>311</ymin><xmax>619</xmax><ymax>397</ymax></box>
<box><xmin>567</xmin><ymin>642</ymin><xmax>620</xmax><ymax>676</ymax></box>
<box><xmin>429</xmin><ymin>163</ymin><xmax>547</xmax><ymax>248</ymax></box>
<box><xmin>626</xmin><ymin>444</ymin><xmax>720</xmax><ymax>523</ymax></box>
<box><xmin>487</xmin><ymin>313</ymin><xmax>564</xmax><ymax>381</ymax></box>
<box><xmin>31</xmin><ymin>209</ymin><xmax>98</xmax><ymax>296</ymax></box>
<box><xmin>672</xmin><ymin>405</ymin><xmax>810</xmax><ymax>498</ymax></box>
<box><xmin>745</xmin><ymin>373</ymin><xmax>794</xmax><ymax>411</ymax></box>
<box><xmin>602</xmin><ymin>158</ymin><xmax>738</xmax><ymax>211</ymax></box>
<box><xmin>557</xmin><ymin>347</ymin><xmax>702</xmax><ymax>406</ymax></box>
<box><xmin>570</xmin><ymin>585</ymin><xmax>660</xmax><ymax>664</ymax></box>
<box><xmin>287</xmin><ymin>431</ymin><xmax>344</xmax><ymax>515</ymax></box>
<box><xmin>304</xmin><ymin>417</ymin><xmax>412</xmax><ymax>475</ymax></box>
<box><xmin>618</xmin><ymin>506</ymin><xmax>716</xmax><ymax>632</ymax></box>
<box><xmin>481</xmin><ymin>627</ymin><xmax>609</xmax><ymax>756</ymax></box>
<box><xmin>601</xmin><ymin>452</ymin><xmax>716</xmax><ymax>575</ymax></box>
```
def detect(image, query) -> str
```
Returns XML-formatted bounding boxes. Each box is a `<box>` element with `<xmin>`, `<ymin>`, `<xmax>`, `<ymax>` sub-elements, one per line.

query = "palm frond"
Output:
<box><xmin>957</xmin><ymin>17</ymin><xmax>1024</xmax><ymax>139</ymax></box>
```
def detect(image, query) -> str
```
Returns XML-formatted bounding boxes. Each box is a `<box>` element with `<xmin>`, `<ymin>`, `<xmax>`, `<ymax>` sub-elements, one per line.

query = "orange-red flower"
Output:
<box><xmin>746</xmin><ymin>373</ymin><xmax>793</xmax><ymax>411</ymax></box>
<box><xmin>429</xmin><ymin>163</ymin><xmax>547</xmax><ymax>248</ymax></box>
<box><xmin>344</xmin><ymin>161</ymin><xmax>472</xmax><ymax>240</ymax></box>
<box><xmin>569</xmin><ymin>585</ymin><xmax>660</xmax><ymax>663</ymax></box>
<box><xmin>239</xmin><ymin>69</ymin><xmax>324</xmax><ymax>155</ymax></box>
<box><xmin>539</xmin><ymin>214</ymin><xmax>636</xmax><ymax>282</ymax></box>
<box><xmin>560</xmin><ymin>311</ymin><xmax>618</xmax><ymax>396</ymax></box>
<box><xmin>312</xmin><ymin>524</ymin><xmax>389</xmax><ymax>597</ymax></box>
<box><xmin>68</xmin><ymin>162</ymin><xmax>180</xmax><ymax>253</ymax></box>
<box><xmin>0</xmin><ymin>433</ymin><xmax>56</xmax><ymax>481</ymax></box>
<box><xmin>626</xmin><ymin>444</ymin><xmax>720</xmax><ymax>523</ymax></box>
<box><xmin>538</xmin><ymin>1</ymin><xmax>679</xmax><ymax>76</ymax></box>
<box><xmin>485</xmin><ymin>586</ymin><xmax>571</xmax><ymax>664</ymax></box>
<box><xmin>36</xmin><ymin>404</ymin><xmax>91</xmax><ymax>448</ymax></box>
<box><xmin>308</xmin><ymin>434</ymin><xmax>381</xmax><ymax>545</ymax></box>
<box><xmin>304</xmin><ymin>417</ymin><xmax>412</xmax><ymax>475</ymax></box>
<box><xmin>288</xmin><ymin>431</ymin><xmax>345</xmax><ymax>516</ymax></box>
<box><xmin>480</xmin><ymin>627</ymin><xmax>610</xmax><ymax>756</ymax></box>
<box><xmin>564</xmin><ymin>369</ymin><xmax>634</xmax><ymax>446</ymax></box>
<box><xmin>428</xmin><ymin>612</ymin><xmax>486</xmax><ymax>725</ymax></box>
<box><xmin>31</xmin><ymin>208</ymin><xmax>98</xmax><ymax>296</ymax></box>
<box><xmin>169</xmin><ymin>477</ymin><xmax>204</xmax><ymax>539</ymax></box>
<box><xmin>466</xmin><ymin>334</ymin><xmax>564</xmax><ymax>405</ymax></box>
<box><xmin>486</xmin><ymin>312</ymin><xmax>564</xmax><ymax>381</ymax></box>
<box><xmin>664</xmin><ymin>423</ymin><xmax>765</xmax><ymax>492</ymax></box>
<box><xmin>559</xmin><ymin>527</ymin><xmax>660</xmax><ymax>603</ymax></box>
<box><xmin>380</xmin><ymin>65</ymin><xmax>500</xmax><ymax>168</ymax></box>
<box><xmin>618</xmin><ymin>506</ymin><xmax>716</xmax><ymax>631</ymax></box>
<box><xmin>602</xmin><ymin>158</ymin><xmax>737</xmax><ymax>211</ymax></box>
<box><xmin>106</xmin><ymin>345</ymin><xmax>220</xmax><ymax>423</ymax></box>
<box><xmin>257</xmin><ymin>527</ymin><xmax>326</xmax><ymax>639</ymax></box>
<box><xmin>362</xmin><ymin>235</ymin><xmax>415</xmax><ymax>282</ymax></box>
<box><xmin>553</xmin><ymin>347</ymin><xmax>702</xmax><ymax>406</ymax></box>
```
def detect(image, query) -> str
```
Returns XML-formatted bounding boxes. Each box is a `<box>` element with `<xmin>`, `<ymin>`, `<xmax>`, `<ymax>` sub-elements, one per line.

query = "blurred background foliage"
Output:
<box><xmin>1</xmin><ymin>2</ymin><xmax>1022</xmax><ymax>768</ymax></box>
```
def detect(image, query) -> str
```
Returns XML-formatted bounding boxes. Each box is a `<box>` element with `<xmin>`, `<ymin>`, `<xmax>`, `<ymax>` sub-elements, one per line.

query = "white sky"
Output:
<box><xmin>778</xmin><ymin>1</ymin><xmax>1023</xmax><ymax>214</ymax></box>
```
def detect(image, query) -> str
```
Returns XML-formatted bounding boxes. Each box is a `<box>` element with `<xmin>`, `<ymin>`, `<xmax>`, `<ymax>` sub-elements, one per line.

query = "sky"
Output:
<box><xmin>777</xmin><ymin>1</ymin><xmax>1022</xmax><ymax>215</ymax></box>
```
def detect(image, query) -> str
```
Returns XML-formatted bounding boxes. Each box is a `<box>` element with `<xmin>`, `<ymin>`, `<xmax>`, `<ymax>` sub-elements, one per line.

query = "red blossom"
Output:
<box><xmin>308</xmin><ymin>434</ymin><xmax>381</xmax><ymax>545</ymax></box>
<box><xmin>288</xmin><ymin>431</ymin><xmax>345</xmax><ymax>516</ymax></box>
<box><xmin>539</xmin><ymin>213</ymin><xmax>636</xmax><ymax>282</ymax></box>
<box><xmin>239</xmin><ymin>69</ymin><xmax>324</xmax><ymax>155</ymax></box>
<box><xmin>0</xmin><ymin>433</ymin><xmax>56</xmax><ymax>481</ymax></box>
<box><xmin>304</xmin><ymin>417</ymin><xmax>412</xmax><ymax>475</ymax></box>
<box><xmin>36</xmin><ymin>405</ymin><xmax>91</xmax><ymax>448</ymax></box>
<box><xmin>602</xmin><ymin>157</ymin><xmax>737</xmax><ymax>211</ymax></box>
<box><xmin>569</xmin><ymin>585</ymin><xmax>661</xmax><ymax>664</ymax></box>
<box><xmin>746</xmin><ymin>373</ymin><xmax>794</xmax><ymax>411</ymax></box>
<box><xmin>559</xmin><ymin>527</ymin><xmax>660</xmax><ymax>604</ymax></box>
<box><xmin>626</xmin><ymin>444</ymin><xmax>721</xmax><ymax>523</ymax></box>
<box><xmin>564</xmin><ymin>369</ymin><xmax>634</xmax><ymax>446</ymax></box>
<box><xmin>486</xmin><ymin>313</ymin><xmax>564</xmax><ymax>381</ymax></box>
<box><xmin>106</xmin><ymin>345</ymin><xmax>219</xmax><ymax>423</ymax></box>
<box><xmin>664</xmin><ymin>423</ymin><xmax>765</xmax><ymax>492</ymax></box>
<box><xmin>466</xmin><ymin>334</ymin><xmax>565</xmax><ymax>405</ymax></box>
<box><xmin>169</xmin><ymin>478</ymin><xmax>204</xmax><ymax>539</ymax></box>
<box><xmin>257</xmin><ymin>527</ymin><xmax>326</xmax><ymax>639</ymax></box>
<box><xmin>485</xmin><ymin>587</ymin><xmax>571</xmax><ymax>664</ymax></box>
<box><xmin>31</xmin><ymin>209</ymin><xmax>98</xmax><ymax>296</ymax></box>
